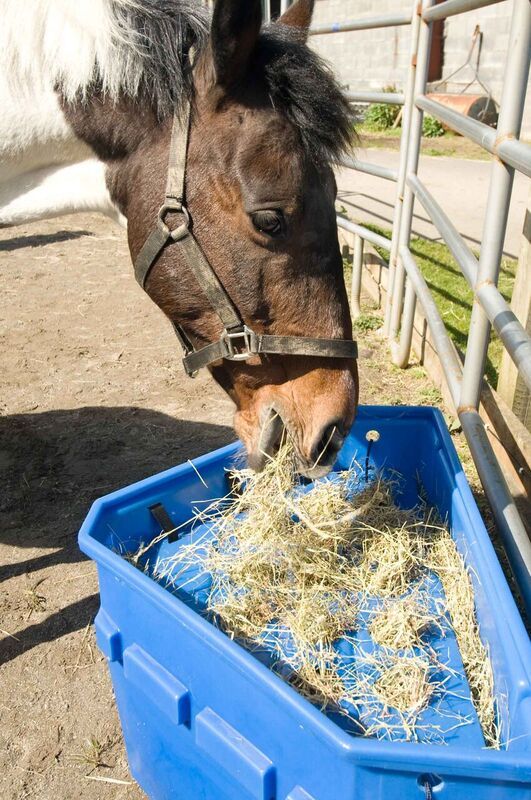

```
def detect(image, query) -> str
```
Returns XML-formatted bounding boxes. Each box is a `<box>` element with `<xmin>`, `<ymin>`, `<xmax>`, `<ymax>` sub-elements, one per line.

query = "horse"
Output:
<box><xmin>0</xmin><ymin>0</ymin><xmax>358</xmax><ymax>478</ymax></box>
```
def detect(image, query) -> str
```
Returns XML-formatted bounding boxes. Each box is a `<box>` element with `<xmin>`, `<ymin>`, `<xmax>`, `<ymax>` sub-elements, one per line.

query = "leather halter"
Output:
<box><xmin>134</xmin><ymin>96</ymin><xmax>358</xmax><ymax>377</ymax></box>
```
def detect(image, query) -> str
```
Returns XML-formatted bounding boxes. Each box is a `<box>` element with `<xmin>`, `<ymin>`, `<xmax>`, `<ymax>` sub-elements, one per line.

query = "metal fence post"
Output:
<box><xmin>459</xmin><ymin>0</ymin><xmax>531</xmax><ymax>411</ymax></box>
<box><xmin>383</xmin><ymin>0</ymin><xmax>422</xmax><ymax>336</ymax></box>
<box><xmin>388</xmin><ymin>0</ymin><xmax>434</xmax><ymax>366</ymax></box>
<box><xmin>497</xmin><ymin>199</ymin><xmax>531</xmax><ymax>427</ymax></box>
<box><xmin>350</xmin><ymin>234</ymin><xmax>364</xmax><ymax>319</ymax></box>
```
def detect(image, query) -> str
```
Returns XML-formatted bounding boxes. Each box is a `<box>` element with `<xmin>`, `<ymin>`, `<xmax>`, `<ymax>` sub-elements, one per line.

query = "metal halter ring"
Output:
<box><xmin>222</xmin><ymin>326</ymin><xmax>258</xmax><ymax>361</ymax></box>
<box><xmin>157</xmin><ymin>202</ymin><xmax>191</xmax><ymax>242</ymax></box>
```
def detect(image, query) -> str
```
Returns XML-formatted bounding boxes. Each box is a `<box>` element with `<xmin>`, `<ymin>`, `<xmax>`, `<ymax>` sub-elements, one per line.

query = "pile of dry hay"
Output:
<box><xmin>139</xmin><ymin>442</ymin><xmax>499</xmax><ymax>747</ymax></box>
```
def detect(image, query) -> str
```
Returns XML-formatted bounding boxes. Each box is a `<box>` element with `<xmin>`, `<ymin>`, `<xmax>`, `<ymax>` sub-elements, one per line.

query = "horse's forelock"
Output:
<box><xmin>256</xmin><ymin>25</ymin><xmax>354</xmax><ymax>165</ymax></box>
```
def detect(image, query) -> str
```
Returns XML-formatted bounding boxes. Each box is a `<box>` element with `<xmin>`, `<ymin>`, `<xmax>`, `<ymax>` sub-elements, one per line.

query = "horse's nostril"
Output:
<box><xmin>257</xmin><ymin>407</ymin><xmax>285</xmax><ymax>461</ymax></box>
<box><xmin>311</xmin><ymin>421</ymin><xmax>343</xmax><ymax>467</ymax></box>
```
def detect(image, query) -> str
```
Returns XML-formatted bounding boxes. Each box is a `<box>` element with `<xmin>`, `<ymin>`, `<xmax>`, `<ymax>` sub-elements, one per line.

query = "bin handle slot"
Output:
<box><xmin>195</xmin><ymin>707</ymin><xmax>276</xmax><ymax>800</ymax></box>
<box><xmin>123</xmin><ymin>644</ymin><xmax>190</xmax><ymax>726</ymax></box>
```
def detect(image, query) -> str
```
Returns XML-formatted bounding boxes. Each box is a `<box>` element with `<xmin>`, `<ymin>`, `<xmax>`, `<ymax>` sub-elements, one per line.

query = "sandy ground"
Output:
<box><xmin>0</xmin><ymin>212</ymin><xmax>474</xmax><ymax>800</ymax></box>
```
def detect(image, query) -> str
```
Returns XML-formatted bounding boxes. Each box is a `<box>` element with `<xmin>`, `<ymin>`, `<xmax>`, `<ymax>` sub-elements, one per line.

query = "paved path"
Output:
<box><xmin>336</xmin><ymin>149</ymin><xmax>529</xmax><ymax>258</ymax></box>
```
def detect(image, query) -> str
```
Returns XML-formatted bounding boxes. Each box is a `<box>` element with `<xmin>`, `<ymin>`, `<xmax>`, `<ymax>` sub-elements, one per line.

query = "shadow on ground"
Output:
<box><xmin>0</xmin><ymin>406</ymin><xmax>234</xmax><ymax>664</ymax></box>
<box><xmin>0</xmin><ymin>405</ymin><xmax>234</xmax><ymax>563</ymax></box>
<box><xmin>0</xmin><ymin>229</ymin><xmax>93</xmax><ymax>252</ymax></box>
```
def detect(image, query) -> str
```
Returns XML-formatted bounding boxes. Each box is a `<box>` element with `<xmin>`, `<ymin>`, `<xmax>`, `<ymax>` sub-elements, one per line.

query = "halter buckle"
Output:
<box><xmin>222</xmin><ymin>326</ymin><xmax>258</xmax><ymax>361</ymax></box>
<box><xmin>157</xmin><ymin>202</ymin><xmax>191</xmax><ymax>242</ymax></box>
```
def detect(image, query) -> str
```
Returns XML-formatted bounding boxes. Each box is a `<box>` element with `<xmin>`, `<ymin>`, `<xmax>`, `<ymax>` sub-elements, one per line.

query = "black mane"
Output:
<box><xmin>114</xmin><ymin>1</ymin><xmax>352</xmax><ymax>164</ymax></box>
<box><xmin>257</xmin><ymin>25</ymin><xmax>353</xmax><ymax>164</ymax></box>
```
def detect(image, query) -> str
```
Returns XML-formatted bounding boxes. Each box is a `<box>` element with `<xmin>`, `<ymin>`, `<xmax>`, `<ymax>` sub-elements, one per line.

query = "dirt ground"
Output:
<box><xmin>0</xmin><ymin>212</ymin><xmax>476</xmax><ymax>800</ymax></box>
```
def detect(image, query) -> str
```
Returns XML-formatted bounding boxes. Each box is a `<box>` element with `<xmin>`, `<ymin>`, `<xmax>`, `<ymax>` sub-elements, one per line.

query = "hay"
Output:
<box><xmin>142</xmin><ymin>441</ymin><xmax>498</xmax><ymax>747</ymax></box>
<box><xmin>375</xmin><ymin>656</ymin><xmax>433</xmax><ymax>713</ymax></box>
<box><xmin>369</xmin><ymin>594</ymin><xmax>439</xmax><ymax>650</ymax></box>
<box><xmin>427</xmin><ymin>533</ymin><xmax>499</xmax><ymax>747</ymax></box>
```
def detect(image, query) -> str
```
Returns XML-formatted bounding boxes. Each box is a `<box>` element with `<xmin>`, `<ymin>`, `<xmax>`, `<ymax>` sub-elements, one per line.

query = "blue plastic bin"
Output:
<box><xmin>79</xmin><ymin>406</ymin><xmax>531</xmax><ymax>800</ymax></box>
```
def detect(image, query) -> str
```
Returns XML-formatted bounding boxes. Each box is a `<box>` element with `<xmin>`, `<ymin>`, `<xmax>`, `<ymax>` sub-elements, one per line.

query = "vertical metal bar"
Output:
<box><xmin>383</xmin><ymin>0</ymin><xmax>422</xmax><ymax>335</ymax></box>
<box><xmin>459</xmin><ymin>0</ymin><xmax>531</xmax><ymax>410</ymax></box>
<box><xmin>351</xmin><ymin>234</ymin><xmax>364</xmax><ymax>319</ymax></box>
<box><xmin>389</xmin><ymin>0</ymin><xmax>434</xmax><ymax>365</ymax></box>
<box><xmin>393</xmin><ymin>277</ymin><xmax>418</xmax><ymax>367</ymax></box>
<box><xmin>280</xmin><ymin>0</ymin><xmax>289</xmax><ymax>13</ymax></box>
<box><xmin>263</xmin><ymin>0</ymin><xmax>271</xmax><ymax>24</ymax></box>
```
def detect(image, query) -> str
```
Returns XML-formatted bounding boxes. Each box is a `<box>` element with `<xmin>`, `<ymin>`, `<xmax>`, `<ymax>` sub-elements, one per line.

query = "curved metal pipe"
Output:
<box><xmin>336</xmin><ymin>217</ymin><xmax>392</xmax><ymax>252</ymax></box>
<box><xmin>397</xmin><ymin>246</ymin><xmax>463</xmax><ymax>402</ymax></box>
<box><xmin>345</xmin><ymin>91</ymin><xmax>405</xmax><ymax>105</ymax></box>
<box><xmin>408</xmin><ymin>174</ymin><xmax>531</xmax><ymax>390</ymax></box>
<box><xmin>391</xmin><ymin>276</ymin><xmax>417</xmax><ymax>367</ymax></box>
<box><xmin>340</xmin><ymin>158</ymin><xmax>398</xmax><ymax>182</ymax></box>
<box><xmin>423</xmin><ymin>0</ymin><xmax>505</xmax><ymax>23</ymax></box>
<box><xmin>350</xmin><ymin>234</ymin><xmax>364</xmax><ymax>319</ymax></box>
<box><xmin>386</xmin><ymin>0</ymin><xmax>435</xmax><ymax>349</ymax></box>
<box><xmin>383</xmin><ymin>0</ymin><xmax>423</xmax><ymax>335</ymax></box>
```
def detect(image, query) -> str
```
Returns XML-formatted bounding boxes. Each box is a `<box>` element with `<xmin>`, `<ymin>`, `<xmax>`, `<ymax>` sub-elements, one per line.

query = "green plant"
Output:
<box><xmin>71</xmin><ymin>736</ymin><xmax>115</xmax><ymax>771</ymax></box>
<box><xmin>422</xmin><ymin>115</ymin><xmax>445</xmax><ymax>138</ymax></box>
<box><xmin>353</xmin><ymin>313</ymin><xmax>383</xmax><ymax>333</ymax></box>
<box><xmin>364</xmin><ymin>102</ymin><xmax>400</xmax><ymax>131</ymax></box>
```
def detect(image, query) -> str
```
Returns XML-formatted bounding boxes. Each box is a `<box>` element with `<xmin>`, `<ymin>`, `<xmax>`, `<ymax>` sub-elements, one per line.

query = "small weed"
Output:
<box><xmin>23</xmin><ymin>578</ymin><xmax>47</xmax><ymax>619</ymax></box>
<box><xmin>422</xmin><ymin>114</ymin><xmax>445</xmax><ymax>138</ymax></box>
<box><xmin>424</xmin><ymin>147</ymin><xmax>453</xmax><ymax>157</ymax></box>
<box><xmin>353</xmin><ymin>313</ymin><xmax>383</xmax><ymax>333</ymax></box>
<box><xmin>72</xmin><ymin>736</ymin><xmax>115</xmax><ymax>772</ymax></box>
<box><xmin>409</xmin><ymin>366</ymin><xmax>428</xmax><ymax>380</ymax></box>
<box><xmin>417</xmin><ymin>385</ymin><xmax>443</xmax><ymax>405</ymax></box>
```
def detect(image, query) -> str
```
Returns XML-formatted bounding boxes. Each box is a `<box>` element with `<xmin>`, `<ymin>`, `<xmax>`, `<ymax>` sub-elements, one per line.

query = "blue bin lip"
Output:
<box><xmin>79</xmin><ymin>405</ymin><xmax>531</xmax><ymax>780</ymax></box>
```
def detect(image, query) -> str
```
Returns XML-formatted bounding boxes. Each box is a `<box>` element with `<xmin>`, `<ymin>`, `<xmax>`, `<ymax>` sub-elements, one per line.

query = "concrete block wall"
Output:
<box><xmin>442</xmin><ymin>4</ymin><xmax>511</xmax><ymax>93</ymax></box>
<box><xmin>310</xmin><ymin>0</ymin><xmax>531</xmax><ymax>136</ymax></box>
<box><xmin>311</xmin><ymin>0</ymin><xmax>412</xmax><ymax>92</ymax></box>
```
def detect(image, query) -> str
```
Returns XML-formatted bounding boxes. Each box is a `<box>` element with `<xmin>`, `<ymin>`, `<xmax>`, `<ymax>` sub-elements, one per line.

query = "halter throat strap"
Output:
<box><xmin>134</xmin><ymin>98</ymin><xmax>358</xmax><ymax>377</ymax></box>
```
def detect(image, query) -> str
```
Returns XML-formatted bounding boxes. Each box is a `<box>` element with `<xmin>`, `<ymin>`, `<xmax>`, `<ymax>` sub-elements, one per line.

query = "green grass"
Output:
<box><xmin>354</xmin><ymin>124</ymin><xmax>492</xmax><ymax>160</ymax></box>
<box><xmin>353</xmin><ymin>313</ymin><xmax>383</xmax><ymax>333</ymax></box>
<box><xmin>356</xmin><ymin>224</ymin><xmax>517</xmax><ymax>387</ymax></box>
<box><xmin>357</xmin><ymin>123</ymin><xmax>402</xmax><ymax>140</ymax></box>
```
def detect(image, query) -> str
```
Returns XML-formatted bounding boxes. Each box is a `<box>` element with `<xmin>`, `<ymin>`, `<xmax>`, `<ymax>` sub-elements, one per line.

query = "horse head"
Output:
<box><xmin>65</xmin><ymin>0</ymin><xmax>358</xmax><ymax>477</ymax></box>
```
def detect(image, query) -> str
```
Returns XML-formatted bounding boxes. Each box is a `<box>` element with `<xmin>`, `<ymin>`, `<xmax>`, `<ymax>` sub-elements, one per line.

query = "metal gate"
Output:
<box><xmin>310</xmin><ymin>0</ymin><xmax>531</xmax><ymax>611</ymax></box>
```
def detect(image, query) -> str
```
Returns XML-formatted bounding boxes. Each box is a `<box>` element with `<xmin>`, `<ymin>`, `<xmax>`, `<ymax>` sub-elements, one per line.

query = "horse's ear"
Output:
<box><xmin>210</xmin><ymin>0</ymin><xmax>262</xmax><ymax>88</ymax></box>
<box><xmin>278</xmin><ymin>0</ymin><xmax>315</xmax><ymax>37</ymax></box>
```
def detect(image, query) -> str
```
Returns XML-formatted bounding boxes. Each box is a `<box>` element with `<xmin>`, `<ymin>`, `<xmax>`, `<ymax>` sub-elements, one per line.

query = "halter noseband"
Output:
<box><xmin>134</xmin><ymin>96</ymin><xmax>358</xmax><ymax>377</ymax></box>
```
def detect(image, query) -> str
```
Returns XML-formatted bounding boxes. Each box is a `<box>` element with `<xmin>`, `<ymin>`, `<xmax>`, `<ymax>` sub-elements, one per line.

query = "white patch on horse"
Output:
<box><xmin>0</xmin><ymin>0</ymin><xmax>139</xmax><ymax>227</ymax></box>
<box><xmin>0</xmin><ymin>160</ymin><xmax>126</xmax><ymax>227</ymax></box>
<box><xmin>0</xmin><ymin>0</ymin><xmax>143</xmax><ymax>104</ymax></box>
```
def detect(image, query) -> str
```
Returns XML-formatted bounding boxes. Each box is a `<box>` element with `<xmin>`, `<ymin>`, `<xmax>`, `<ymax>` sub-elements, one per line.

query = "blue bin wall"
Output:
<box><xmin>79</xmin><ymin>407</ymin><xmax>531</xmax><ymax>800</ymax></box>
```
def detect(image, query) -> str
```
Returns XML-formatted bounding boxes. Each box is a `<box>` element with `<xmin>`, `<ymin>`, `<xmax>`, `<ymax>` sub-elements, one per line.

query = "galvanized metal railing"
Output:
<box><xmin>310</xmin><ymin>0</ymin><xmax>531</xmax><ymax>611</ymax></box>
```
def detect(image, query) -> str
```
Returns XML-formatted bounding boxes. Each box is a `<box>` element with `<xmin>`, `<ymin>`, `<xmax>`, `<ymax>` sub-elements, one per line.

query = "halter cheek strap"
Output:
<box><xmin>134</xmin><ymin>97</ymin><xmax>358</xmax><ymax>377</ymax></box>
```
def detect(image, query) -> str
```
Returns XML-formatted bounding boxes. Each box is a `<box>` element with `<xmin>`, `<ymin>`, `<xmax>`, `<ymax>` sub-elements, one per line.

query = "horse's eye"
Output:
<box><xmin>251</xmin><ymin>210</ymin><xmax>284</xmax><ymax>237</ymax></box>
